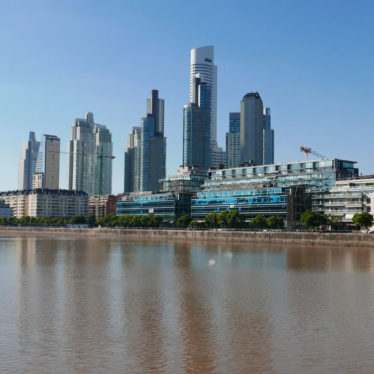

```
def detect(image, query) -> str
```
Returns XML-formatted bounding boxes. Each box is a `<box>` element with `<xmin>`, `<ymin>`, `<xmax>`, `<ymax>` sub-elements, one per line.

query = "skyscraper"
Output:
<box><xmin>226</xmin><ymin>112</ymin><xmax>241</xmax><ymax>168</ymax></box>
<box><xmin>124</xmin><ymin>126</ymin><xmax>141</xmax><ymax>193</ymax></box>
<box><xmin>183</xmin><ymin>76</ymin><xmax>211</xmax><ymax>171</ymax></box>
<box><xmin>190</xmin><ymin>46</ymin><xmax>218</xmax><ymax>165</ymax></box>
<box><xmin>18</xmin><ymin>132</ymin><xmax>40</xmax><ymax>190</ymax></box>
<box><xmin>139</xmin><ymin>90</ymin><xmax>166</xmax><ymax>192</ymax></box>
<box><xmin>263</xmin><ymin>107</ymin><xmax>274</xmax><ymax>164</ymax></box>
<box><xmin>67</xmin><ymin>112</ymin><xmax>113</xmax><ymax>195</ymax></box>
<box><xmin>240</xmin><ymin>92</ymin><xmax>264</xmax><ymax>165</ymax></box>
<box><xmin>42</xmin><ymin>134</ymin><xmax>60</xmax><ymax>189</ymax></box>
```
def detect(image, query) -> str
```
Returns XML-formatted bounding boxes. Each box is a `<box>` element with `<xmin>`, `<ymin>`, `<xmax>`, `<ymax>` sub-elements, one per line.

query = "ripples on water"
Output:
<box><xmin>0</xmin><ymin>236</ymin><xmax>374</xmax><ymax>373</ymax></box>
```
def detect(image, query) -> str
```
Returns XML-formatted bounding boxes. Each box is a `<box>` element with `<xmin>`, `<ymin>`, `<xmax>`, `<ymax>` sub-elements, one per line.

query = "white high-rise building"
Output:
<box><xmin>190</xmin><ymin>46</ymin><xmax>218</xmax><ymax>165</ymax></box>
<box><xmin>67</xmin><ymin>112</ymin><xmax>113</xmax><ymax>195</ymax></box>
<box><xmin>18</xmin><ymin>132</ymin><xmax>40</xmax><ymax>190</ymax></box>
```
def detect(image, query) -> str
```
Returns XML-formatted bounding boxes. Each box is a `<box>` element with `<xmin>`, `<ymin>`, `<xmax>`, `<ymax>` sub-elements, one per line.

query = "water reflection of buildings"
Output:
<box><xmin>14</xmin><ymin>237</ymin><xmax>37</xmax><ymax>267</ymax></box>
<box><xmin>286</xmin><ymin>246</ymin><xmax>374</xmax><ymax>273</ymax></box>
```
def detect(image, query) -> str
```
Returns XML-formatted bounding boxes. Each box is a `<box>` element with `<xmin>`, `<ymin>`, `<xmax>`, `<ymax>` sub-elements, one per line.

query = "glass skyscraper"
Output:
<box><xmin>263</xmin><ymin>107</ymin><xmax>274</xmax><ymax>164</ymax></box>
<box><xmin>240</xmin><ymin>92</ymin><xmax>264</xmax><ymax>166</ymax></box>
<box><xmin>18</xmin><ymin>131</ymin><xmax>40</xmax><ymax>190</ymax></box>
<box><xmin>226</xmin><ymin>112</ymin><xmax>241</xmax><ymax>168</ymax></box>
<box><xmin>183</xmin><ymin>77</ymin><xmax>211</xmax><ymax>172</ymax></box>
<box><xmin>125</xmin><ymin>90</ymin><xmax>166</xmax><ymax>193</ymax></box>
<box><xmin>124</xmin><ymin>126</ymin><xmax>141</xmax><ymax>193</ymax></box>
<box><xmin>190</xmin><ymin>46</ymin><xmax>218</xmax><ymax>166</ymax></box>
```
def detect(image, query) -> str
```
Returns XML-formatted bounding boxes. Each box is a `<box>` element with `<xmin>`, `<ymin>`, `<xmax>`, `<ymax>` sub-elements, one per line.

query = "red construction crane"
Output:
<box><xmin>300</xmin><ymin>146</ymin><xmax>327</xmax><ymax>161</ymax></box>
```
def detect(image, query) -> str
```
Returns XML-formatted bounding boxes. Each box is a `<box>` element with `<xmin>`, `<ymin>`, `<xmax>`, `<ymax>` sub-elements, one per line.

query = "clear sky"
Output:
<box><xmin>0</xmin><ymin>0</ymin><xmax>373</xmax><ymax>193</ymax></box>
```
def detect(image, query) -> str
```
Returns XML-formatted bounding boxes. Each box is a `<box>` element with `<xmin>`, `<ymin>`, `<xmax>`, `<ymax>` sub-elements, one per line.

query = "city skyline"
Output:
<box><xmin>0</xmin><ymin>1</ymin><xmax>373</xmax><ymax>194</ymax></box>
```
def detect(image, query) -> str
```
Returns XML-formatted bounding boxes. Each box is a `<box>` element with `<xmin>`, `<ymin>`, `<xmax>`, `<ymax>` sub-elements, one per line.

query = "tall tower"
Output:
<box><xmin>124</xmin><ymin>127</ymin><xmax>141</xmax><ymax>193</ymax></box>
<box><xmin>263</xmin><ymin>107</ymin><xmax>274</xmax><ymax>164</ymax></box>
<box><xmin>226</xmin><ymin>112</ymin><xmax>241</xmax><ymax>168</ymax></box>
<box><xmin>67</xmin><ymin>112</ymin><xmax>113</xmax><ymax>195</ymax></box>
<box><xmin>133</xmin><ymin>90</ymin><xmax>166</xmax><ymax>192</ymax></box>
<box><xmin>190</xmin><ymin>46</ymin><xmax>217</xmax><ymax>164</ymax></box>
<box><xmin>183</xmin><ymin>77</ymin><xmax>211</xmax><ymax>171</ymax></box>
<box><xmin>43</xmin><ymin>134</ymin><xmax>60</xmax><ymax>189</ymax></box>
<box><xmin>18</xmin><ymin>132</ymin><xmax>40</xmax><ymax>190</ymax></box>
<box><xmin>240</xmin><ymin>92</ymin><xmax>264</xmax><ymax>166</ymax></box>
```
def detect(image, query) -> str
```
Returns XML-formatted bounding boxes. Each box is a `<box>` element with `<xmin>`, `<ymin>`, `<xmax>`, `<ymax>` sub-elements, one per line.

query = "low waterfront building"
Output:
<box><xmin>323</xmin><ymin>176</ymin><xmax>374</xmax><ymax>225</ymax></box>
<box><xmin>0</xmin><ymin>189</ymin><xmax>88</xmax><ymax>218</ymax></box>
<box><xmin>88</xmin><ymin>195</ymin><xmax>117</xmax><ymax>219</ymax></box>
<box><xmin>0</xmin><ymin>200</ymin><xmax>12</xmax><ymax>218</ymax></box>
<box><xmin>160</xmin><ymin>166</ymin><xmax>206</xmax><ymax>193</ymax></box>
<box><xmin>191</xmin><ymin>186</ymin><xmax>310</xmax><ymax>226</ymax></box>
<box><xmin>203</xmin><ymin>159</ymin><xmax>358</xmax><ymax>212</ymax></box>
<box><xmin>116</xmin><ymin>192</ymin><xmax>192</xmax><ymax>222</ymax></box>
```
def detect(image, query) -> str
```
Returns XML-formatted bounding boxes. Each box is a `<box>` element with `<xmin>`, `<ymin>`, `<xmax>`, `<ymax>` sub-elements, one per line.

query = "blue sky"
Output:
<box><xmin>0</xmin><ymin>0</ymin><xmax>373</xmax><ymax>193</ymax></box>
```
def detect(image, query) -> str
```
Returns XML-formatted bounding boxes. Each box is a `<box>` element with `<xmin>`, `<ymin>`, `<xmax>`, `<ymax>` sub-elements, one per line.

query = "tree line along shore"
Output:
<box><xmin>0</xmin><ymin>210</ymin><xmax>373</xmax><ymax>231</ymax></box>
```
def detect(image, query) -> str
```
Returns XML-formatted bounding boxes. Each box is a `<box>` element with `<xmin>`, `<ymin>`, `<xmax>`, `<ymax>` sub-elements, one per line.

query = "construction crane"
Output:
<box><xmin>48</xmin><ymin>150</ymin><xmax>115</xmax><ymax>219</ymax></box>
<box><xmin>300</xmin><ymin>146</ymin><xmax>327</xmax><ymax>161</ymax></box>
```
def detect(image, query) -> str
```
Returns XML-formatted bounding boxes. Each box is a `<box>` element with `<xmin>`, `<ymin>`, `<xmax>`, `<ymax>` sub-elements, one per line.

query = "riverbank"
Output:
<box><xmin>0</xmin><ymin>226</ymin><xmax>374</xmax><ymax>247</ymax></box>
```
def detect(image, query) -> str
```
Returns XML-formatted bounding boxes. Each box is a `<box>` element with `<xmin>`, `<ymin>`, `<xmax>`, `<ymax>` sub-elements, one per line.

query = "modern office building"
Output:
<box><xmin>240</xmin><ymin>92</ymin><xmax>264</xmax><ymax>166</ymax></box>
<box><xmin>324</xmin><ymin>176</ymin><xmax>374</xmax><ymax>225</ymax></box>
<box><xmin>226</xmin><ymin>112</ymin><xmax>241</xmax><ymax>168</ymax></box>
<box><xmin>183</xmin><ymin>76</ymin><xmax>211</xmax><ymax>171</ymax></box>
<box><xmin>67</xmin><ymin>112</ymin><xmax>113</xmax><ymax>195</ymax></box>
<box><xmin>213</xmin><ymin>146</ymin><xmax>226</xmax><ymax>169</ymax></box>
<box><xmin>146</xmin><ymin>89</ymin><xmax>165</xmax><ymax>135</ymax></box>
<box><xmin>0</xmin><ymin>200</ymin><xmax>12</xmax><ymax>218</ymax></box>
<box><xmin>124</xmin><ymin>126</ymin><xmax>141</xmax><ymax>193</ymax></box>
<box><xmin>18</xmin><ymin>132</ymin><xmax>40</xmax><ymax>190</ymax></box>
<box><xmin>190</xmin><ymin>45</ymin><xmax>217</xmax><ymax>162</ymax></box>
<box><xmin>203</xmin><ymin>159</ymin><xmax>358</xmax><ymax>212</ymax></box>
<box><xmin>117</xmin><ymin>192</ymin><xmax>192</xmax><ymax>222</ymax></box>
<box><xmin>263</xmin><ymin>108</ymin><xmax>274</xmax><ymax>165</ymax></box>
<box><xmin>139</xmin><ymin>90</ymin><xmax>167</xmax><ymax>192</ymax></box>
<box><xmin>0</xmin><ymin>189</ymin><xmax>88</xmax><ymax>218</ymax></box>
<box><xmin>191</xmin><ymin>186</ymin><xmax>310</xmax><ymax>226</ymax></box>
<box><xmin>160</xmin><ymin>166</ymin><xmax>207</xmax><ymax>193</ymax></box>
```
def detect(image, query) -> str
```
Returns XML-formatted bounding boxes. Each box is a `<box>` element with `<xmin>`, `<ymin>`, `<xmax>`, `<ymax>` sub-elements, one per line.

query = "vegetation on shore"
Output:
<box><xmin>1</xmin><ymin>210</ymin><xmax>372</xmax><ymax>231</ymax></box>
<box><xmin>0</xmin><ymin>215</ymin><xmax>89</xmax><ymax>226</ymax></box>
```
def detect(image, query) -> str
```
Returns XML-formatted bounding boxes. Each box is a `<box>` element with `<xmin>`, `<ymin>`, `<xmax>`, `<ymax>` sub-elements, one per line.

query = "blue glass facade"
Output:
<box><xmin>229</xmin><ymin>112</ymin><xmax>240</xmax><ymax>133</ymax></box>
<box><xmin>192</xmin><ymin>188</ymin><xmax>287</xmax><ymax>219</ymax></box>
<box><xmin>183</xmin><ymin>78</ymin><xmax>211</xmax><ymax>171</ymax></box>
<box><xmin>117</xmin><ymin>193</ymin><xmax>192</xmax><ymax>221</ymax></box>
<box><xmin>204</xmin><ymin>159</ymin><xmax>358</xmax><ymax>212</ymax></box>
<box><xmin>191</xmin><ymin>186</ymin><xmax>310</xmax><ymax>224</ymax></box>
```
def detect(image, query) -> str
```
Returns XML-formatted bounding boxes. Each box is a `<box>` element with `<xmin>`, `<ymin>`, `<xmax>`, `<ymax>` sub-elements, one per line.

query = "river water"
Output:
<box><xmin>0</xmin><ymin>235</ymin><xmax>374</xmax><ymax>373</ymax></box>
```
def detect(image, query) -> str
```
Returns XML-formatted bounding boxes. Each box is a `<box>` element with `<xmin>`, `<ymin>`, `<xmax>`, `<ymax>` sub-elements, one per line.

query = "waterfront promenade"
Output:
<box><xmin>1</xmin><ymin>226</ymin><xmax>374</xmax><ymax>247</ymax></box>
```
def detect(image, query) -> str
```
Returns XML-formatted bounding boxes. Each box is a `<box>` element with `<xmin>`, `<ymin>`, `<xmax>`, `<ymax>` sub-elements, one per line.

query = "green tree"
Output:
<box><xmin>148</xmin><ymin>214</ymin><xmax>162</xmax><ymax>227</ymax></box>
<box><xmin>189</xmin><ymin>220</ymin><xmax>199</xmax><ymax>229</ymax></box>
<box><xmin>325</xmin><ymin>214</ymin><xmax>341</xmax><ymax>230</ymax></box>
<box><xmin>266</xmin><ymin>216</ymin><xmax>284</xmax><ymax>229</ymax></box>
<box><xmin>176</xmin><ymin>215</ymin><xmax>192</xmax><ymax>228</ymax></box>
<box><xmin>352</xmin><ymin>212</ymin><xmax>374</xmax><ymax>230</ymax></box>
<box><xmin>129</xmin><ymin>215</ymin><xmax>141</xmax><ymax>227</ymax></box>
<box><xmin>88</xmin><ymin>215</ymin><xmax>96</xmax><ymax>227</ymax></box>
<box><xmin>218</xmin><ymin>210</ymin><xmax>230</xmax><ymax>228</ymax></box>
<box><xmin>227</xmin><ymin>209</ymin><xmax>245</xmax><ymax>228</ymax></box>
<box><xmin>301</xmin><ymin>210</ymin><xmax>327</xmax><ymax>229</ymax></box>
<box><xmin>250</xmin><ymin>215</ymin><xmax>267</xmax><ymax>229</ymax></box>
<box><xmin>204</xmin><ymin>213</ymin><xmax>219</xmax><ymax>228</ymax></box>
<box><xmin>70</xmin><ymin>216</ymin><xmax>87</xmax><ymax>225</ymax></box>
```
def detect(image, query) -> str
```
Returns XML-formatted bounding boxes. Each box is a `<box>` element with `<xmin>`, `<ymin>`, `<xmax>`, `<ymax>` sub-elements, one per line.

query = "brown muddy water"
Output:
<box><xmin>0</xmin><ymin>235</ymin><xmax>374</xmax><ymax>373</ymax></box>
